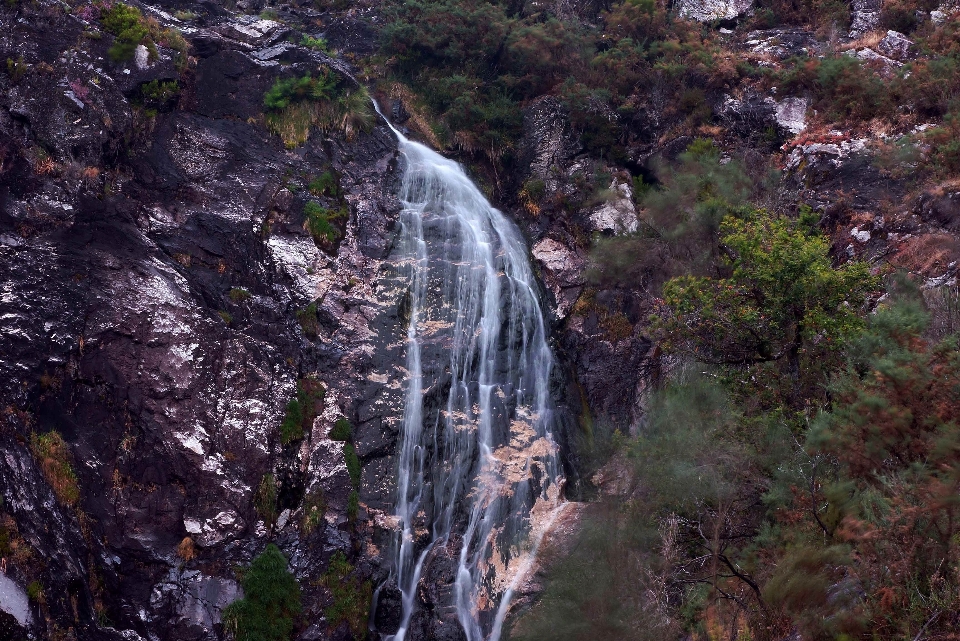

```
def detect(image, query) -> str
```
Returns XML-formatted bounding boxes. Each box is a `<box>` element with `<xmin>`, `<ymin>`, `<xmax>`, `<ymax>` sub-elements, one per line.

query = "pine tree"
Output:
<box><xmin>223</xmin><ymin>544</ymin><xmax>302</xmax><ymax>641</ymax></box>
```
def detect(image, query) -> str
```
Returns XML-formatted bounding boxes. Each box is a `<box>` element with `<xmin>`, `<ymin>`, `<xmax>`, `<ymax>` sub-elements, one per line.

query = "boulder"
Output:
<box><xmin>877</xmin><ymin>30</ymin><xmax>915</xmax><ymax>60</ymax></box>
<box><xmin>677</xmin><ymin>0</ymin><xmax>753</xmax><ymax>21</ymax></box>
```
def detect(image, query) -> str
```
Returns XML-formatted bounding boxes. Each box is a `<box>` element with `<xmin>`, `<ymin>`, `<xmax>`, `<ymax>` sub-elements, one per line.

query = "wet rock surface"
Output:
<box><xmin>0</xmin><ymin>1</ymin><xmax>409</xmax><ymax>639</ymax></box>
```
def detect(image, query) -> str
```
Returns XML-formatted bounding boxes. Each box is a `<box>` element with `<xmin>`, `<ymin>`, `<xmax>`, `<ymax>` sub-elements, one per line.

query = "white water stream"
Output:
<box><xmin>374</xmin><ymin>103</ymin><xmax>565</xmax><ymax>641</ymax></box>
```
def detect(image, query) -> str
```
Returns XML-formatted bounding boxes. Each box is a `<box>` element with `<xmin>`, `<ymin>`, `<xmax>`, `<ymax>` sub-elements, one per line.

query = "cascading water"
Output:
<box><xmin>374</xmin><ymin>103</ymin><xmax>566</xmax><ymax>641</ymax></box>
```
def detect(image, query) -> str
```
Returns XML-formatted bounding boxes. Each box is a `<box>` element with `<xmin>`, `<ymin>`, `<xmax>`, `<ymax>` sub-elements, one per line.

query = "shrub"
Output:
<box><xmin>346</xmin><ymin>489</ymin><xmax>359</xmax><ymax>523</ymax></box>
<box><xmin>279</xmin><ymin>378</ymin><xmax>325</xmax><ymax>444</ymax></box>
<box><xmin>26</xmin><ymin>581</ymin><xmax>43</xmax><ymax>603</ymax></box>
<box><xmin>300</xmin><ymin>34</ymin><xmax>329</xmax><ymax>52</ymax></box>
<box><xmin>321</xmin><ymin>552</ymin><xmax>372</xmax><ymax>638</ymax></box>
<box><xmin>280</xmin><ymin>397</ymin><xmax>305</xmax><ymax>444</ymax></box>
<box><xmin>218</xmin><ymin>310</ymin><xmax>233</xmax><ymax>325</ymax></box>
<box><xmin>137</xmin><ymin>79</ymin><xmax>179</xmax><ymax>112</ymax></box>
<box><xmin>264</xmin><ymin>73</ymin><xmax>338</xmax><ymax>111</ymax></box>
<box><xmin>255</xmin><ymin>473</ymin><xmax>278</xmax><ymax>528</ymax></box>
<box><xmin>222</xmin><ymin>544</ymin><xmax>302</xmax><ymax>641</ymax></box>
<box><xmin>925</xmin><ymin>113</ymin><xmax>960</xmax><ymax>175</ymax></box>
<box><xmin>343</xmin><ymin>443</ymin><xmax>361</xmax><ymax>489</ymax></box>
<box><xmin>30</xmin><ymin>431</ymin><xmax>80</xmax><ymax>506</ymax></box>
<box><xmin>100</xmin><ymin>3</ymin><xmax>150</xmax><ymax>62</ymax></box>
<box><xmin>296</xmin><ymin>302</ymin><xmax>320</xmax><ymax>337</ymax></box>
<box><xmin>308</xmin><ymin>171</ymin><xmax>339</xmax><ymax>197</ymax></box>
<box><xmin>303</xmin><ymin>201</ymin><xmax>345</xmax><ymax>243</ymax></box>
<box><xmin>328</xmin><ymin>417</ymin><xmax>352</xmax><ymax>441</ymax></box>
<box><xmin>657</xmin><ymin>210</ymin><xmax>876</xmax><ymax>373</ymax></box>
<box><xmin>5</xmin><ymin>56</ymin><xmax>27</xmax><ymax>83</ymax></box>
<box><xmin>229</xmin><ymin>287</ymin><xmax>252</xmax><ymax>303</ymax></box>
<box><xmin>300</xmin><ymin>489</ymin><xmax>326</xmax><ymax>535</ymax></box>
<box><xmin>263</xmin><ymin>72</ymin><xmax>373</xmax><ymax>147</ymax></box>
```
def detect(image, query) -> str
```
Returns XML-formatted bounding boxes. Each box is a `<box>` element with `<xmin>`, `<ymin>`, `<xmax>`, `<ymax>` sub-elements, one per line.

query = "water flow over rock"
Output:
<box><xmin>375</xmin><ymin>103</ymin><xmax>565</xmax><ymax>641</ymax></box>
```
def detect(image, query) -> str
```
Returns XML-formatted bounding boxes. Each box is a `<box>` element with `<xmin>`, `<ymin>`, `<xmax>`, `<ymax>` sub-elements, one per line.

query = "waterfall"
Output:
<box><xmin>374</xmin><ymin>103</ymin><xmax>566</xmax><ymax>641</ymax></box>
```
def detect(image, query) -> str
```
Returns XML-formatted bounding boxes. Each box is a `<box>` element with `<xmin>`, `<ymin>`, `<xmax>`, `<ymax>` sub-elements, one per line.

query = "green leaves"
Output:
<box><xmin>659</xmin><ymin>210</ymin><xmax>876</xmax><ymax>368</ymax></box>
<box><xmin>223</xmin><ymin>544</ymin><xmax>302</xmax><ymax>641</ymax></box>
<box><xmin>100</xmin><ymin>3</ymin><xmax>157</xmax><ymax>63</ymax></box>
<box><xmin>321</xmin><ymin>552</ymin><xmax>371</xmax><ymax>637</ymax></box>
<box><xmin>263</xmin><ymin>72</ymin><xmax>338</xmax><ymax>111</ymax></box>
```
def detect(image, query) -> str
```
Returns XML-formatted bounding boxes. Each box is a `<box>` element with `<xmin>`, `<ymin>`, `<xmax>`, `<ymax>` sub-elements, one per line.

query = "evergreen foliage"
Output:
<box><xmin>223</xmin><ymin>544</ymin><xmax>302</xmax><ymax>641</ymax></box>
<box><xmin>328</xmin><ymin>418</ymin><xmax>352</xmax><ymax>441</ymax></box>
<box><xmin>321</xmin><ymin>552</ymin><xmax>372</xmax><ymax>638</ymax></box>
<box><xmin>263</xmin><ymin>71</ymin><xmax>373</xmax><ymax>148</ymax></box>
<box><xmin>658</xmin><ymin>210</ymin><xmax>876</xmax><ymax>370</ymax></box>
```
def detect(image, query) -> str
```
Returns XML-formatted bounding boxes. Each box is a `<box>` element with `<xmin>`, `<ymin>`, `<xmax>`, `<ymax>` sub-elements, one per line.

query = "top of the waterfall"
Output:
<box><xmin>371</xmin><ymin>98</ymin><xmax>407</xmax><ymax>142</ymax></box>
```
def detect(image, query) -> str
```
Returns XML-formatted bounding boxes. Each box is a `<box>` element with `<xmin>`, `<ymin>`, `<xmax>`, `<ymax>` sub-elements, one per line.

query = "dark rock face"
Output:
<box><xmin>0</xmin><ymin>2</ymin><xmax>410</xmax><ymax>640</ymax></box>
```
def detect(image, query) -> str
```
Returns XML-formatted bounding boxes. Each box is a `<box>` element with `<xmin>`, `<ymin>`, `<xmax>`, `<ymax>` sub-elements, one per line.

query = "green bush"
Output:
<box><xmin>300</xmin><ymin>34</ymin><xmax>330</xmax><ymax>52</ymax></box>
<box><xmin>229</xmin><ymin>287</ymin><xmax>252</xmax><ymax>303</ymax></box>
<box><xmin>263</xmin><ymin>72</ymin><xmax>373</xmax><ymax>148</ymax></box>
<box><xmin>223</xmin><ymin>544</ymin><xmax>302</xmax><ymax>641</ymax></box>
<box><xmin>101</xmin><ymin>3</ymin><xmax>151</xmax><ymax>62</ymax></box>
<box><xmin>308</xmin><ymin>171</ymin><xmax>339</xmax><ymax>197</ymax></box>
<box><xmin>346</xmin><ymin>489</ymin><xmax>359</xmax><ymax>523</ymax></box>
<box><xmin>264</xmin><ymin>72</ymin><xmax>338</xmax><ymax>111</ymax></box>
<box><xmin>303</xmin><ymin>201</ymin><xmax>345</xmax><ymax>243</ymax></box>
<box><xmin>296</xmin><ymin>301</ymin><xmax>320</xmax><ymax>337</ymax></box>
<box><xmin>280</xmin><ymin>397</ymin><xmax>304</xmax><ymax>444</ymax></box>
<box><xmin>138</xmin><ymin>79</ymin><xmax>180</xmax><ymax>112</ymax></box>
<box><xmin>280</xmin><ymin>379</ymin><xmax>325</xmax><ymax>444</ymax></box>
<box><xmin>344</xmin><ymin>443</ymin><xmax>361</xmax><ymax>489</ymax></box>
<box><xmin>329</xmin><ymin>417</ymin><xmax>352</xmax><ymax>441</ymax></box>
<box><xmin>26</xmin><ymin>581</ymin><xmax>43</xmax><ymax>603</ymax></box>
<box><xmin>321</xmin><ymin>552</ymin><xmax>372</xmax><ymax>638</ymax></box>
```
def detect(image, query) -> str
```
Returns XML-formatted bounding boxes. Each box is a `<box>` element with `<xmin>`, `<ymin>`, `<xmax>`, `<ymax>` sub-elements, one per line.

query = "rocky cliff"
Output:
<box><xmin>0</xmin><ymin>2</ymin><xmax>413</xmax><ymax>638</ymax></box>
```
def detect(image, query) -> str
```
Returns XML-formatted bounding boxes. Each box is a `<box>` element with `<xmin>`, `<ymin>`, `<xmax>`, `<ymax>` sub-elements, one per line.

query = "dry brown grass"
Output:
<box><xmin>891</xmin><ymin>233</ymin><xmax>960</xmax><ymax>274</ymax></box>
<box><xmin>840</xmin><ymin>30</ymin><xmax>887</xmax><ymax>52</ymax></box>
<box><xmin>177</xmin><ymin>536</ymin><xmax>196</xmax><ymax>562</ymax></box>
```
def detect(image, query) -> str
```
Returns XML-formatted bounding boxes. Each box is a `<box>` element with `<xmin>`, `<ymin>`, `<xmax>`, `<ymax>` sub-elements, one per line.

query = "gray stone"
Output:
<box><xmin>877</xmin><ymin>30</ymin><xmax>915</xmax><ymax>60</ymax></box>
<box><xmin>676</xmin><ymin>0</ymin><xmax>753</xmax><ymax>21</ymax></box>
<box><xmin>850</xmin><ymin>0</ymin><xmax>882</xmax><ymax>36</ymax></box>
<box><xmin>775</xmin><ymin>96</ymin><xmax>808</xmax><ymax>135</ymax></box>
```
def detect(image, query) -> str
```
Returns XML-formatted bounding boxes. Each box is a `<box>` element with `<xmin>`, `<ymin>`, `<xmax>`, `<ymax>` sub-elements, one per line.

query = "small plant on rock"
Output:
<box><xmin>30</xmin><ymin>431</ymin><xmax>80</xmax><ymax>506</ymax></box>
<box><xmin>222</xmin><ymin>544</ymin><xmax>302</xmax><ymax>641</ymax></box>
<box><xmin>300</xmin><ymin>488</ymin><xmax>326</xmax><ymax>535</ymax></box>
<box><xmin>303</xmin><ymin>201</ymin><xmax>345</xmax><ymax>243</ymax></box>
<box><xmin>320</xmin><ymin>551</ymin><xmax>371</xmax><ymax>638</ymax></box>
<box><xmin>296</xmin><ymin>301</ymin><xmax>320</xmax><ymax>337</ymax></box>
<box><xmin>308</xmin><ymin>171</ymin><xmax>339</xmax><ymax>197</ymax></box>
<box><xmin>100</xmin><ymin>2</ymin><xmax>152</xmax><ymax>62</ymax></box>
<box><xmin>300</xmin><ymin>34</ymin><xmax>330</xmax><ymax>52</ymax></box>
<box><xmin>328</xmin><ymin>417</ymin><xmax>352</xmax><ymax>441</ymax></box>
<box><xmin>255</xmin><ymin>473</ymin><xmax>278</xmax><ymax>529</ymax></box>
<box><xmin>5</xmin><ymin>56</ymin><xmax>27</xmax><ymax>83</ymax></box>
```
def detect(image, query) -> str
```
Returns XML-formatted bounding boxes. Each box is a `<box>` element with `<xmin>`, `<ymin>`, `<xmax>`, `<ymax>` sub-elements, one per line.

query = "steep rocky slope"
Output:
<box><xmin>0</xmin><ymin>2</ymin><xmax>412</xmax><ymax>638</ymax></box>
